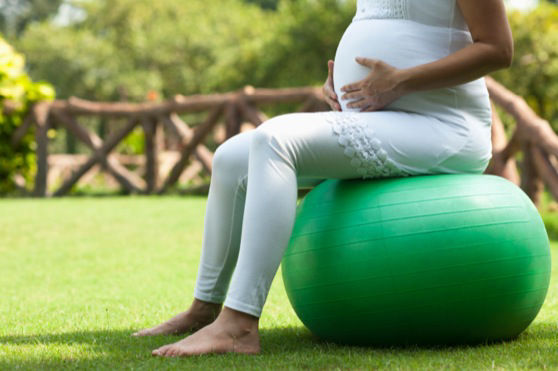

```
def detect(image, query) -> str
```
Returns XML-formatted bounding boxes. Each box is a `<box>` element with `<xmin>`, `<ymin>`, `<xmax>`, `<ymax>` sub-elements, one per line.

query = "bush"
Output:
<box><xmin>0</xmin><ymin>35</ymin><xmax>54</xmax><ymax>195</ymax></box>
<box><xmin>491</xmin><ymin>3</ymin><xmax>558</xmax><ymax>131</ymax></box>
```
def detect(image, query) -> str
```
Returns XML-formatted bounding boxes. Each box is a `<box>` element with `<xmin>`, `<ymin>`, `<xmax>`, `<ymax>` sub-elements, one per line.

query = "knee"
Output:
<box><xmin>250</xmin><ymin>119</ymin><xmax>295</xmax><ymax>169</ymax></box>
<box><xmin>250</xmin><ymin>127</ymin><xmax>274</xmax><ymax>153</ymax></box>
<box><xmin>251</xmin><ymin>113</ymin><xmax>295</xmax><ymax>152</ymax></box>
<box><xmin>212</xmin><ymin>142</ymin><xmax>231</xmax><ymax>172</ymax></box>
<box><xmin>212</xmin><ymin>135</ymin><xmax>248</xmax><ymax>175</ymax></box>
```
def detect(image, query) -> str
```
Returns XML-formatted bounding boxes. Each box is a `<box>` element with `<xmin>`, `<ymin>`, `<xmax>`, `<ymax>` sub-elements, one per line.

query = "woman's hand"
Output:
<box><xmin>323</xmin><ymin>60</ymin><xmax>341</xmax><ymax>112</ymax></box>
<box><xmin>340</xmin><ymin>57</ymin><xmax>406</xmax><ymax>112</ymax></box>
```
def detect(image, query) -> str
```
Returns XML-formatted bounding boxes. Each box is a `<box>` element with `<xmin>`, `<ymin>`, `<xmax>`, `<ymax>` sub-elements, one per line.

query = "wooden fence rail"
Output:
<box><xmin>10</xmin><ymin>86</ymin><xmax>327</xmax><ymax>197</ymax></box>
<box><xmin>9</xmin><ymin>80</ymin><xmax>558</xmax><ymax>207</ymax></box>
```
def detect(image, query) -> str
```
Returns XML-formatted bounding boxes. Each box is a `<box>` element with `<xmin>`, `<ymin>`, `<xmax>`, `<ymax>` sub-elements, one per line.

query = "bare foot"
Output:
<box><xmin>132</xmin><ymin>299</ymin><xmax>222</xmax><ymax>337</ymax></box>
<box><xmin>151</xmin><ymin>307</ymin><xmax>260</xmax><ymax>357</ymax></box>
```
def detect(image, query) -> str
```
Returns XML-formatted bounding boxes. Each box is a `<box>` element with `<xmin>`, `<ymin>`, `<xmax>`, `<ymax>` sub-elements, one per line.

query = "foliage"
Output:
<box><xmin>491</xmin><ymin>3</ymin><xmax>558</xmax><ymax>130</ymax></box>
<box><xmin>14</xmin><ymin>0</ymin><xmax>355</xmax><ymax>158</ymax></box>
<box><xmin>252</xmin><ymin>0</ymin><xmax>355</xmax><ymax>88</ymax></box>
<box><xmin>0</xmin><ymin>36</ymin><xmax>54</xmax><ymax>195</ymax></box>
<box><xmin>0</xmin><ymin>0</ymin><xmax>63</xmax><ymax>38</ymax></box>
<box><xmin>16</xmin><ymin>0</ymin><xmax>356</xmax><ymax>100</ymax></box>
<box><xmin>17</xmin><ymin>0</ymin><xmax>275</xmax><ymax>101</ymax></box>
<box><xmin>9</xmin><ymin>0</ymin><xmax>558</xmax><ymax>163</ymax></box>
<box><xmin>244</xmin><ymin>0</ymin><xmax>280</xmax><ymax>11</ymax></box>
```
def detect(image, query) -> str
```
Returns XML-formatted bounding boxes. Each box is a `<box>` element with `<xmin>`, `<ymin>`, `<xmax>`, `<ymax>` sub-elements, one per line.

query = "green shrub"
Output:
<box><xmin>491</xmin><ymin>3</ymin><xmax>558</xmax><ymax>131</ymax></box>
<box><xmin>0</xmin><ymin>35</ymin><xmax>54</xmax><ymax>195</ymax></box>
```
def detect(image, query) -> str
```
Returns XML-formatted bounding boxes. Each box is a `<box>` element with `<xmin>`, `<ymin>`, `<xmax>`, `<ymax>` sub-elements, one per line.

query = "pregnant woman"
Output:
<box><xmin>135</xmin><ymin>0</ymin><xmax>513</xmax><ymax>356</ymax></box>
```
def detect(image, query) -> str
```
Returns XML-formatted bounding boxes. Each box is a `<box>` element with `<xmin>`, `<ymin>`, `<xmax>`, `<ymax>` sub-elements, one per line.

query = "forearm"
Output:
<box><xmin>396</xmin><ymin>41</ymin><xmax>512</xmax><ymax>94</ymax></box>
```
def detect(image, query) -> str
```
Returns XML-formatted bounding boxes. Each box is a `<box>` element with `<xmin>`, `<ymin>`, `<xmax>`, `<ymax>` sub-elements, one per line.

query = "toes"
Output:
<box><xmin>152</xmin><ymin>345</ymin><xmax>169</xmax><ymax>357</ymax></box>
<box><xmin>132</xmin><ymin>330</ymin><xmax>146</xmax><ymax>337</ymax></box>
<box><xmin>167</xmin><ymin>347</ymin><xmax>178</xmax><ymax>357</ymax></box>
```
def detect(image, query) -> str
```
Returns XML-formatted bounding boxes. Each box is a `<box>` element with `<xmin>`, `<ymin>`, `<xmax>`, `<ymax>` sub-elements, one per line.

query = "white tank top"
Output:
<box><xmin>328</xmin><ymin>0</ymin><xmax>493</xmax><ymax>176</ymax></box>
<box><xmin>333</xmin><ymin>0</ymin><xmax>492</xmax><ymax>130</ymax></box>
<box><xmin>353</xmin><ymin>0</ymin><xmax>468</xmax><ymax>30</ymax></box>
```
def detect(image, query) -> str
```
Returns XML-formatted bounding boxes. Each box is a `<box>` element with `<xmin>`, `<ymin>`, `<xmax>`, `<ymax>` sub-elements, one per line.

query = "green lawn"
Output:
<box><xmin>1</xmin><ymin>196</ymin><xmax>558</xmax><ymax>370</ymax></box>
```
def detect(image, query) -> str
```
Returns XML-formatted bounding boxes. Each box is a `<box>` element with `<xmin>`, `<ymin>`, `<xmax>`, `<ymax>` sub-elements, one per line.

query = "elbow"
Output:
<box><xmin>500</xmin><ymin>43</ymin><xmax>514</xmax><ymax>68</ymax></box>
<box><xmin>494</xmin><ymin>42</ymin><xmax>514</xmax><ymax>69</ymax></box>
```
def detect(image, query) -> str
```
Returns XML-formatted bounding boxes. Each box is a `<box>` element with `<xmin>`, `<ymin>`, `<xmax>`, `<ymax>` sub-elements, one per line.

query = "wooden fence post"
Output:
<box><xmin>142</xmin><ymin>117</ymin><xmax>160</xmax><ymax>194</ymax></box>
<box><xmin>32</xmin><ymin>102</ymin><xmax>51</xmax><ymax>197</ymax></box>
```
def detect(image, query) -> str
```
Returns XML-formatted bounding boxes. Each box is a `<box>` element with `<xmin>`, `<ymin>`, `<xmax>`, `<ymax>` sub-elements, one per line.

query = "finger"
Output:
<box><xmin>326</xmin><ymin>87</ymin><xmax>337</xmax><ymax>100</ymax></box>
<box><xmin>328</xmin><ymin>97</ymin><xmax>342</xmax><ymax>112</ymax></box>
<box><xmin>324</xmin><ymin>85</ymin><xmax>338</xmax><ymax>100</ymax></box>
<box><xmin>324</xmin><ymin>97</ymin><xmax>336</xmax><ymax>111</ymax></box>
<box><xmin>355</xmin><ymin>57</ymin><xmax>378</xmax><ymax>68</ymax></box>
<box><xmin>324</xmin><ymin>89</ymin><xmax>338</xmax><ymax>103</ymax></box>
<box><xmin>361</xmin><ymin>103</ymin><xmax>380</xmax><ymax>112</ymax></box>
<box><xmin>346</xmin><ymin>97</ymin><xmax>368</xmax><ymax>109</ymax></box>
<box><xmin>341</xmin><ymin>83</ymin><xmax>360</xmax><ymax>93</ymax></box>
<box><xmin>341</xmin><ymin>91</ymin><xmax>363</xmax><ymax>101</ymax></box>
<box><xmin>328</xmin><ymin>82</ymin><xmax>336</xmax><ymax>98</ymax></box>
<box><xmin>327</xmin><ymin>61</ymin><xmax>336</xmax><ymax>93</ymax></box>
<box><xmin>328</xmin><ymin>60</ymin><xmax>334</xmax><ymax>79</ymax></box>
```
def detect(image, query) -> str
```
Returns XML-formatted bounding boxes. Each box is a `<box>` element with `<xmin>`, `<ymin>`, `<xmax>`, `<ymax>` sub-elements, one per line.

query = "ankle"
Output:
<box><xmin>218</xmin><ymin>307</ymin><xmax>259</xmax><ymax>333</ymax></box>
<box><xmin>191</xmin><ymin>298</ymin><xmax>222</xmax><ymax>317</ymax></box>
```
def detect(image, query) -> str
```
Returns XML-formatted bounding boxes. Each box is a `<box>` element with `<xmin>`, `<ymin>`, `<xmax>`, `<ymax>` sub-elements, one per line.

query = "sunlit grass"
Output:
<box><xmin>1</xmin><ymin>195</ymin><xmax>557</xmax><ymax>369</ymax></box>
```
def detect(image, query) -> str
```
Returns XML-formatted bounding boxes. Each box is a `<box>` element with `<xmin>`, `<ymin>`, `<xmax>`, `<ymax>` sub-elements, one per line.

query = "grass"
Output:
<box><xmin>1</xmin><ymin>195</ymin><xmax>558</xmax><ymax>370</ymax></box>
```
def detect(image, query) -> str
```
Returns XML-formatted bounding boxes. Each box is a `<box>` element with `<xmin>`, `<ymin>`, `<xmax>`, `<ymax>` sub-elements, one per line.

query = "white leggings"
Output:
<box><xmin>193</xmin><ymin>111</ymin><xmax>490</xmax><ymax>317</ymax></box>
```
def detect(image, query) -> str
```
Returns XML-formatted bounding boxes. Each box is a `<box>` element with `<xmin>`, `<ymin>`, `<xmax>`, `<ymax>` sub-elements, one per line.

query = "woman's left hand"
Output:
<box><xmin>340</xmin><ymin>57</ymin><xmax>407</xmax><ymax>112</ymax></box>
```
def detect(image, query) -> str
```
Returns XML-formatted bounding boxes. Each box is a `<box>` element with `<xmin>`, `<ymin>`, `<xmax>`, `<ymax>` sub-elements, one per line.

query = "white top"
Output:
<box><xmin>353</xmin><ymin>0</ymin><xmax>468</xmax><ymax>30</ymax></box>
<box><xmin>327</xmin><ymin>0</ymin><xmax>493</xmax><ymax>178</ymax></box>
<box><xmin>333</xmin><ymin>0</ymin><xmax>491</xmax><ymax>129</ymax></box>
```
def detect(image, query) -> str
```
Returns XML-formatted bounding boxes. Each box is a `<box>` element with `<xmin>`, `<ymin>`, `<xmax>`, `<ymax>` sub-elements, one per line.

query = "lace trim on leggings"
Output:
<box><xmin>323</xmin><ymin>111</ymin><xmax>411</xmax><ymax>179</ymax></box>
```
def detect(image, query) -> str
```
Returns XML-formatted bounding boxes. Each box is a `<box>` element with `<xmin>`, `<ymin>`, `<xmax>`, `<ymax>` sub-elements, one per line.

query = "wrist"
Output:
<box><xmin>394</xmin><ymin>68</ymin><xmax>415</xmax><ymax>95</ymax></box>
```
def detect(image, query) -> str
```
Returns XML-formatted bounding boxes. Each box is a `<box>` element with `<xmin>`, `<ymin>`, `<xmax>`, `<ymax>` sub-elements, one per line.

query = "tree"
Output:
<box><xmin>253</xmin><ymin>0</ymin><xmax>355</xmax><ymax>88</ymax></box>
<box><xmin>491</xmin><ymin>3</ymin><xmax>558</xmax><ymax>131</ymax></box>
<box><xmin>244</xmin><ymin>0</ymin><xmax>280</xmax><ymax>10</ymax></box>
<box><xmin>18</xmin><ymin>0</ymin><xmax>275</xmax><ymax>101</ymax></box>
<box><xmin>0</xmin><ymin>36</ymin><xmax>55</xmax><ymax>195</ymax></box>
<box><xmin>0</xmin><ymin>0</ymin><xmax>63</xmax><ymax>38</ymax></box>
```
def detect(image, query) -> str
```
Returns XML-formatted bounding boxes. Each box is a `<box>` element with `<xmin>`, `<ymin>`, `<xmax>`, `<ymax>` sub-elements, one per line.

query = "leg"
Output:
<box><xmin>152</xmin><ymin>112</ymin><xmax>379</xmax><ymax>356</ymax></box>
<box><xmin>136</xmin><ymin>121</ymin><xmax>333</xmax><ymax>337</ymax></box>
<box><xmin>134</xmin><ymin>131</ymin><xmax>255</xmax><ymax>336</ymax></box>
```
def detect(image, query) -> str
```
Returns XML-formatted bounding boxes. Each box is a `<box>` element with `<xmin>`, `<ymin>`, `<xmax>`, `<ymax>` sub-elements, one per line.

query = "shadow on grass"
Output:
<box><xmin>1</xmin><ymin>324</ymin><xmax>557</xmax><ymax>369</ymax></box>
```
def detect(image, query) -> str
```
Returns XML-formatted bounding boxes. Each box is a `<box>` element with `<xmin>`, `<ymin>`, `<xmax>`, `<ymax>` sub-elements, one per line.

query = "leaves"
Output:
<box><xmin>0</xmin><ymin>36</ymin><xmax>55</xmax><ymax>195</ymax></box>
<box><xmin>491</xmin><ymin>3</ymin><xmax>558</xmax><ymax>131</ymax></box>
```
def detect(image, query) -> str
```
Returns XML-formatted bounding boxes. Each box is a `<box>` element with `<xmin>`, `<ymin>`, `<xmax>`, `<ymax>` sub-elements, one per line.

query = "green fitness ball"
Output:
<box><xmin>282</xmin><ymin>174</ymin><xmax>551</xmax><ymax>346</ymax></box>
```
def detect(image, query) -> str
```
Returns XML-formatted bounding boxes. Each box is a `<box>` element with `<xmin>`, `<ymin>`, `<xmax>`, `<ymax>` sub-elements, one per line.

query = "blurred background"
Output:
<box><xmin>1</xmin><ymin>0</ymin><xmax>557</xmax><ymax>197</ymax></box>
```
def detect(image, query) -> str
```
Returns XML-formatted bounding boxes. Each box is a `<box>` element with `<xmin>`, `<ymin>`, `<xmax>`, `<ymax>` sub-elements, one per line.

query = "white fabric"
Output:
<box><xmin>353</xmin><ymin>0</ymin><xmax>469</xmax><ymax>30</ymax></box>
<box><xmin>333</xmin><ymin>0</ymin><xmax>492</xmax><ymax>173</ymax></box>
<box><xmin>193</xmin><ymin>0</ymin><xmax>493</xmax><ymax>317</ymax></box>
<box><xmin>193</xmin><ymin>114</ymin><xmax>410</xmax><ymax>317</ymax></box>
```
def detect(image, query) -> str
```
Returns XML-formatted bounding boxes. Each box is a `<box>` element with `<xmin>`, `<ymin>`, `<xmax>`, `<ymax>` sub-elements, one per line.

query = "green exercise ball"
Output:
<box><xmin>282</xmin><ymin>174</ymin><xmax>551</xmax><ymax>346</ymax></box>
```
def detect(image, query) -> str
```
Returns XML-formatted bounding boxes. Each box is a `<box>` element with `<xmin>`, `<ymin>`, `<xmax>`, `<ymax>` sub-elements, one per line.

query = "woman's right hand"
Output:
<box><xmin>323</xmin><ymin>60</ymin><xmax>341</xmax><ymax>112</ymax></box>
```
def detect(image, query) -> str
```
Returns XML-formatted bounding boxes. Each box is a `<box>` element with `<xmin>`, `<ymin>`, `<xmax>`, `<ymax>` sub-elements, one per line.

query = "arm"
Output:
<box><xmin>398</xmin><ymin>0</ymin><xmax>513</xmax><ymax>91</ymax></box>
<box><xmin>341</xmin><ymin>0</ymin><xmax>513</xmax><ymax>111</ymax></box>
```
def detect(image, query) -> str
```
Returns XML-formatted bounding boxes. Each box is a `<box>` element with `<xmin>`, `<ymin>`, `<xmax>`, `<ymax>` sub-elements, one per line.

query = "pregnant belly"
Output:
<box><xmin>333</xmin><ymin>19</ymin><xmax>459</xmax><ymax>113</ymax></box>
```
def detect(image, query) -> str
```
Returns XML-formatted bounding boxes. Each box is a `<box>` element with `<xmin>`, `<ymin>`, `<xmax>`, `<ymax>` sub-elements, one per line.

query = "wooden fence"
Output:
<box><xmin>10</xmin><ymin>86</ymin><xmax>327</xmax><ymax>197</ymax></box>
<box><xmin>9</xmin><ymin>79</ymin><xmax>558</xmax><ymax>207</ymax></box>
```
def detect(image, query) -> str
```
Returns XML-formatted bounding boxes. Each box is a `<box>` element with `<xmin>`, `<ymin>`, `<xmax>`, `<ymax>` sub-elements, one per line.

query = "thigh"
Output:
<box><xmin>255</xmin><ymin>112</ymin><xmax>400</xmax><ymax>180</ymax></box>
<box><xmin>213</xmin><ymin>128</ymin><xmax>330</xmax><ymax>189</ymax></box>
<box><xmin>254</xmin><ymin>110</ymin><xmax>471</xmax><ymax>180</ymax></box>
<box><xmin>351</xmin><ymin>111</ymin><xmax>470</xmax><ymax>174</ymax></box>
